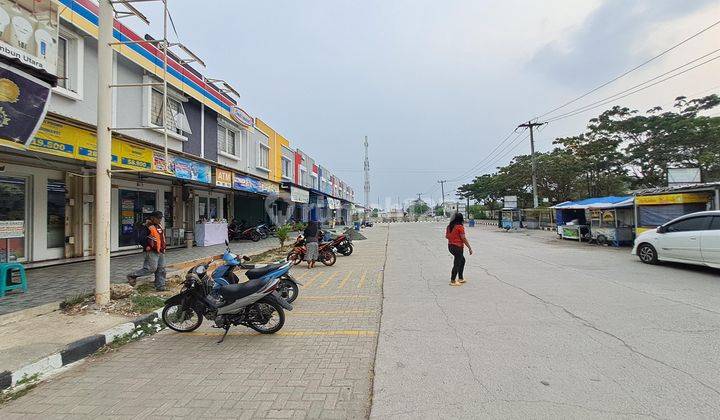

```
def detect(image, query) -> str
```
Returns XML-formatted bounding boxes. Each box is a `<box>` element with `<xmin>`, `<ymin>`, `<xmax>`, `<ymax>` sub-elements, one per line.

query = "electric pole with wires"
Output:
<box><xmin>517</xmin><ymin>121</ymin><xmax>545</xmax><ymax>208</ymax></box>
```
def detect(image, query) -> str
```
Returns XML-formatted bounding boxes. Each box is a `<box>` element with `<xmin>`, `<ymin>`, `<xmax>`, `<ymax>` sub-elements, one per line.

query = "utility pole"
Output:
<box><xmin>363</xmin><ymin>136</ymin><xmax>370</xmax><ymax>216</ymax></box>
<box><xmin>95</xmin><ymin>0</ymin><xmax>113</xmax><ymax>305</ymax></box>
<box><xmin>517</xmin><ymin>121</ymin><xmax>545</xmax><ymax>208</ymax></box>
<box><xmin>438</xmin><ymin>180</ymin><xmax>446</xmax><ymax>205</ymax></box>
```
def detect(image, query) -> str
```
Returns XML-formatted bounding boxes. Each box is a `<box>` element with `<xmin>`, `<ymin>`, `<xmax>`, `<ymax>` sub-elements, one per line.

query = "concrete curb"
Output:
<box><xmin>1</xmin><ymin>308</ymin><xmax>164</xmax><ymax>391</ymax></box>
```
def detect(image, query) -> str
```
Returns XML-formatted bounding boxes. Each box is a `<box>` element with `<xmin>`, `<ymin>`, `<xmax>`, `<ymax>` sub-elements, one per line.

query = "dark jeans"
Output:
<box><xmin>448</xmin><ymin>244</ymin><xmax>465</xmax><ymax>281</ymax></box>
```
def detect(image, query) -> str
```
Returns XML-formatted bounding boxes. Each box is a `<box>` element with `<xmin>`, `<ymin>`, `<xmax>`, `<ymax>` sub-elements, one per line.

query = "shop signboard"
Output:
<box><xmin>636</xmin><ymin>193</ymin><xmax>710</xmax><ymax>206</ymax></box>
<box><xmin>503</xmin><ymin>195</ymin><xmax>518</xmax><ymax>209</ymax></box>
<box><xmin>215</xmin><ymin>168</ymin><xmax>233</xmax><ymax>188</ymax></box>
<box><xmin>229</xmin><ymin>106</ymin><xmax>254</xmax><ymax>127</ymax></box>
<box><xmin>153</xmin><ymin>152</ymin><xmax>211</xmax><ymax>183</ymax></box>
<box><xmin>327</xmin><ymin>197</ymin><xmax>341</xmax><ymax>210</ymax></box>
<box><xmin>232</xmin><ymin>173</ymin><xmax>261</xmax><ymax>193</ymax></box>
<box><xmin>28</xmin><ymin>119</ymin><xmax>153</xmax><ymax>170</ymax></box>
<box><xmin>290</xmin><ymin>186</ymin><xmax>309</xmax><ymax>204</ymax></box>
<box><xmin>0</xmin><ymin>63</ymin><xmax>52</xmax><ymax>147</ymax></box>
<box><xmin>259</xmin><ymin>180</ymin><xmax>279</xmax><ymax>195</ymax></box>
<box><xmin>0</xmin><ymin>220</ymin><xmax>23</xmax><ymax>239</ymax></box>
<box><xmin>0</xmin><ymin>0</ymin><xmax>60</xmax><ymax>76</ymax></box>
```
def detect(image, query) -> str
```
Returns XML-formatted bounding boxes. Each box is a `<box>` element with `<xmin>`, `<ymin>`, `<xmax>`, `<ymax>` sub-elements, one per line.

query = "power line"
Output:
<box><xmin>444</xmin><ymin>128</ymin><xmax>523</xmax><ymax>182</ymax></box>
<box><xmin>535</xmin><ymin>18</ymin><xmax>720</xmax><ymax>120</ymax></box>
<box><xmin>547</xmin><ymin>52</ymin><xmax>720</xmax><ymax>123</ymax></box>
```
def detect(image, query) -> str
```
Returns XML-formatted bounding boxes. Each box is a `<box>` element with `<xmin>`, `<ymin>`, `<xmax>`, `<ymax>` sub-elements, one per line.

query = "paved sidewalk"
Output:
<box><xmin>0</xmin><ymin>238</ymin><xmax>279</xmax><ymax>316</ymax></box>
<box><xmin>0</xmin><ymin>226</ymin><xmax>387</xmax><ymax>419</ymax></box>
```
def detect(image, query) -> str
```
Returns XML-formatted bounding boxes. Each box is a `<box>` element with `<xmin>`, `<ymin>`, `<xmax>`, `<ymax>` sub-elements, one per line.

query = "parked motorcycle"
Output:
<box><xmin>212</xmin><ymin>243</ymin><xmax>301</xmax><ymax>303</ymax></box>
<box><xmin>256</xmin><ymin>222</ymin><xmax>275</xmax><ymax>239</ymax></box>
<box><xmin>328</xmin><ymin>232</ymin><xmax>353</xmax><ymax>256</ymax></box>
<box><xmin>161</xmin><ymin>244</ymin><xmax>293</xmax><ymax>343</ymax></box>
<box><xmin>286</xmin><ymin>235</ymin><xmax>337</xmax><ymax>266</ymax></box>
<box><xmin>228</xmin><ymin>222</ymin><xmax>263</xmax><ymax>242</ymax></box>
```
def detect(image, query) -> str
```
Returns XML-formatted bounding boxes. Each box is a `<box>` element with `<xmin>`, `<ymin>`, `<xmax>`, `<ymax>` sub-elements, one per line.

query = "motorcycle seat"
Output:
<box><xmin>245</xmin><ymin>263</ymin><xmax>285</xmax><ymax>280</ymax></box>
<box><xmin>219</xmin><ymin>278</ymin><xmax>265</xmax><ymax>300</ymax></box>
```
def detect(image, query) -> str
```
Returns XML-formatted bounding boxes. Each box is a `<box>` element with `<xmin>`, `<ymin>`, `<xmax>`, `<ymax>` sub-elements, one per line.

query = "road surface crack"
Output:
<box><xmin>478</xmin><ymin>265</ymin><xmax>720</xmax><ymax>402</ymax></box>
<box><xmin>417</xmin><ymin>239</ymin><xmax>490</xmax><ymax>394</ymax></box>
<box><xmin>498</xmin><ymin>399</ymin><xmax>661</xmax><ymax>419</ymax></box>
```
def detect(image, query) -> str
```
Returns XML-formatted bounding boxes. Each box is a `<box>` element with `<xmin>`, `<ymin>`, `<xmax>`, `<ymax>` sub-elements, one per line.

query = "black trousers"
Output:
<box><xmin>448</xmin><ymin>244</ymin><xmax>465</xmax><ymax>281</ymax></box>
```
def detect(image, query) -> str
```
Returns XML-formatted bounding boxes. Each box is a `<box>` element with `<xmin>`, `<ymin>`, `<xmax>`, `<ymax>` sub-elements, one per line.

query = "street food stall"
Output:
<box><xmin>553</xmin><ymin>196</ymin><xmax>633</xmax><ymax>242</ymax></box>
<box><xmin>634</xmin><ymin>183</ymin><xmax>720</xmax><ymax>234</ymax></box>
<box><xmin>501</xmin><ymin>208</ymin><xmax>522</xmax><ymax>230</ymax></box>
<box><xmin>586</xmin><ymin>197</ymin><xmax>634</xmax><ymax>246</ymax></box>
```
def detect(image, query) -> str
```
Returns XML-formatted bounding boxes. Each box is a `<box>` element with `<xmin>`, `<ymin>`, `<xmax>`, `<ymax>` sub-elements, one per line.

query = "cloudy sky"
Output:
<box><xmin>126</xmin><ymin>0</ymin><xmax>720</xmax><ymax>209</ymax></box>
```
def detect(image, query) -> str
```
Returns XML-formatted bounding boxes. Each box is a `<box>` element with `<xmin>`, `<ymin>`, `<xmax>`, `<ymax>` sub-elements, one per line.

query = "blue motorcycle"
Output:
<box><xmin>212</xmin><ymin>241</ymin><xmax>301</xmax><ymax>303</ymax></box>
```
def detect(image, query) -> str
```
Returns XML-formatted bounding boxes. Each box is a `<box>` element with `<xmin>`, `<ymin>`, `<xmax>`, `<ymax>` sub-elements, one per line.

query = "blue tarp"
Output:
<box><xmin>553</xmin><ymin>196</ymin><xmax>633</xmax><ymax>226</ymax></box>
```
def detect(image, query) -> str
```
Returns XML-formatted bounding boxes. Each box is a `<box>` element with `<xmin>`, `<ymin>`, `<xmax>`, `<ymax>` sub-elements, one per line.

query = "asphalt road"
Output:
<box><xmin>372</xmin><ymin>222</ymin><xmax>720</xmax><ymax>419</ymax></box>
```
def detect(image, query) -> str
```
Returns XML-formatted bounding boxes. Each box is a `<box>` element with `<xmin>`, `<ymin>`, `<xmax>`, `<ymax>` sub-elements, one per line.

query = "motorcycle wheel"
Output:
<box><xmin>162</xmin><ymin>303</ymin><xmax>203</xmax><ymax>332</ymax></box>
<box><xmin>321</xmin><ymin>250</ymin><xmax>337</xmax><ymax>266</ymax></box>
<box><xmin>251</xmin><ymin>231</ymin><xmax>261</xmax><ymax>242</ymax></box>
<box><xmin>340</xmin><ymin>243</ymin><xmax>353</xmax><ymax>256</ymax></box>
<box><xmin>278</xmin><ymin>278</ymin><xmax>299</xmax><ymax>303</ymax></box>
<box><xmin>287</xmin><ymin>251</ymin><xmax>303</xmax><ymax>265</ymax></box>
<box><xmin>248</xmin><ymin>299</ymin><xmax>285</xmax><ymax>334</ymax></box>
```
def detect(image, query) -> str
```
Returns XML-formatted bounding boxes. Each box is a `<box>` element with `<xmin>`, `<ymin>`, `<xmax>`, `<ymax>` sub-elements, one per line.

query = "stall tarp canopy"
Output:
<box><xmin>552</xmin><ymin>196</ymin><xmax>633</xmax><ymax>210</ymax></box>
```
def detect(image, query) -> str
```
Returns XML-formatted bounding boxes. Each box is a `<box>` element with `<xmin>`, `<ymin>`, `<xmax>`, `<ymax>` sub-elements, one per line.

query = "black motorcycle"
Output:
<box><xmin>162</xmin><ymin>260</ymin><xmax>293</xmax><ymax>343</ymax></box>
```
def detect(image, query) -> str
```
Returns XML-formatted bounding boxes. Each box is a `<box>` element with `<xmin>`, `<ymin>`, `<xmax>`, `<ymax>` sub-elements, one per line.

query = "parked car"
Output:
<box><xmin>632</xmin><ymin>210</ymin><xmax>720</xmax><ymax>268</ymax></box>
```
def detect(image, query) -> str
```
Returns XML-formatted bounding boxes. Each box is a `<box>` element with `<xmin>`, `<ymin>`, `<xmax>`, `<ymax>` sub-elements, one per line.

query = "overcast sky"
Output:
<box><xmin>126</xmin><ymin>0</ymin><xmax>720</xmax><ymax>209</ymax></box>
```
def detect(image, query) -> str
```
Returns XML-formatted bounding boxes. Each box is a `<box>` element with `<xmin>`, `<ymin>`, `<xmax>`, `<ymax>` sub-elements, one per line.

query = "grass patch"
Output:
<box><xmin>0</xmin><ymin>374</ymin><xmax>40</xmax><ymax>406</ymax></box>
<box><xmin>134</xmin><ymin>283</ymin><xmax>156</xmax><ymax>294</ymax></box>
<box><xmin>59</xmin><ymin>292</ymin><xmax>92</xmax><ymax>310</ymax></box>
<box><xmin>130</xmin><ymin>295</ymin><xmax>165</xmax><ymax>314</ymax></box>
<box><xmin>96</xmin><ymin>317</ymin><xmax>166</xmax><ymax>356</ymax></box>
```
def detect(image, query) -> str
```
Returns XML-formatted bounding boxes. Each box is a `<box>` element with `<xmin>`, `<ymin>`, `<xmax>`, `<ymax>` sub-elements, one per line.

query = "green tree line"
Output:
<box><xmin>459</xmin><ymin>95</ymin><xmax>720</xmax><ymax>209</ymax></box>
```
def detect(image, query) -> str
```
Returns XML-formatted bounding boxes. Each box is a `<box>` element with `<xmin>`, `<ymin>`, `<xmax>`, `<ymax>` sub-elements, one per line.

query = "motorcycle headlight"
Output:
<box><xmin>193</xmin><ymin>265</ymin><xmax>206</xmax><ymax>275</ymax></box>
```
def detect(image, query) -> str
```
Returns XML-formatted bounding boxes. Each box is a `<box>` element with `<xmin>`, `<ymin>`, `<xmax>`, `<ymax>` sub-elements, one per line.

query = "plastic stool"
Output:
<box><xmin>0</xmin><ymin>262</ymin><xmax>28</xmax><ymax>297</ymax></box>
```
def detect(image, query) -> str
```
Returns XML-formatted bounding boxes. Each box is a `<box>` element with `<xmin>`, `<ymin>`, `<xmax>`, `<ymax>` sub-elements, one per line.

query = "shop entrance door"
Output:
<box><xmin>0</xmin><ymin>176</ymin><xmax>28</xmax><ymax>262</ymax></box>
<box><xmin>118</xmin><ymin>190</ymin><xmax>157</xmax><ymax>248</ymax></box>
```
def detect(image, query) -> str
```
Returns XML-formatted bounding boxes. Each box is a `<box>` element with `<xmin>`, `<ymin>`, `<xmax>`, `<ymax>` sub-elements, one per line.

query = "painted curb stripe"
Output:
<box><xmin>60</xmin><ymin>334</ymin><xmax>107</xmax><ymax>365</ymax></box>
<box><xmin>0</xmin><ymin>370</ymin><xmax>11</xmax><ymax>390</ymax></box>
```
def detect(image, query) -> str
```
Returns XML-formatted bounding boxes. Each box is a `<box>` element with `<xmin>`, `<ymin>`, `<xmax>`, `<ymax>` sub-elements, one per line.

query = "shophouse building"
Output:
<box><xmin>0</xmin><ymin>0</ymin><xmax>356</xmax><ymax>265</ymax></box>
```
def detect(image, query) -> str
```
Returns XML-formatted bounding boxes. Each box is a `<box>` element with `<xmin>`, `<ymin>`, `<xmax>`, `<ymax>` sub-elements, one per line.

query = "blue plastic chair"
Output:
<box><xmin>0</xmin><ymin>262</ymin><xmax>28</xmax><ymax>297</ymax></box>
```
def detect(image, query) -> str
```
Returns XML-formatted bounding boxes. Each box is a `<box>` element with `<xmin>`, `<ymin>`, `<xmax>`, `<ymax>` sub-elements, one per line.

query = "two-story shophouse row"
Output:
<box><xmin>0</xmin><ymin>0</ymin><xmax>355</xmax><ymax>265</ymax></box>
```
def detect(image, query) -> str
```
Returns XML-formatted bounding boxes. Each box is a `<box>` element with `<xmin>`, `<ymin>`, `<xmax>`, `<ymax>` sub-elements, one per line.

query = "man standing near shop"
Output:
<box><xmin>127</xmin><ymin>211</ymin><xmax>167</xmax><ymax>291</ymax></box>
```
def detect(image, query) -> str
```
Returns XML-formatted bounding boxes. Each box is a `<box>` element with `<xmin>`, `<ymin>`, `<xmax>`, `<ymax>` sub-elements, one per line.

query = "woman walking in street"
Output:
<box><xmin>446</xmin><ymin>212</ymin><xmax>472</xmax><ymax>286</ymax></box>
<box><xmin>304</xmin><ymin>220</ymin><xmax>320</xmax><ymax>269</ymax></box>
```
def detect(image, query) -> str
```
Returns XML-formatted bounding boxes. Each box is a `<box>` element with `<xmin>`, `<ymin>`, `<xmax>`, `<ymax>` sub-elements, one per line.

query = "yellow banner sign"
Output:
<box><xmin>636</xmin><ymin>193</ymin><xmax>710</xmax><ymax>205</ymax></box>
<box><xmin>28</xmin><ymin>119</ymin><xmax>153</xmax><ymax>170</ymax></box>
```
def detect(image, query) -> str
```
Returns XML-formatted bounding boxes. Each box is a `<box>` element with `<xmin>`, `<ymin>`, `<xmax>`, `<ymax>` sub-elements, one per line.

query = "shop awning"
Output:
<box><xmin>552</xmin><ymin>196</ymin><xmax>633</xmax><ymax>210</ymax></box>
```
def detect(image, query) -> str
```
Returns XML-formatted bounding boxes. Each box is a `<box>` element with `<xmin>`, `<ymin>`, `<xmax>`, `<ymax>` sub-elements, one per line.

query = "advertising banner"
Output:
<box><xmin>0</xmin><ymin>63</ymin><xmax>51</xmax><ymax>146</ymax></box>
<box><xmin>290</xmin><ymin>186</ymin><xmax>310</xmax><ymax>204</ymax></box>
<box><xmin>153</xmin><ymin>151</ymin><xmax>211</xmax><ymax>183</ymax></box>
<box><xmin>0</xmin><ymin>0</ymin><xmax>60</xmax><ymax>76</ymax></box>
<box><xmin>215</xmin><ymin>168</ymin><xmax>233</xmax><ymax>188</ymax></box>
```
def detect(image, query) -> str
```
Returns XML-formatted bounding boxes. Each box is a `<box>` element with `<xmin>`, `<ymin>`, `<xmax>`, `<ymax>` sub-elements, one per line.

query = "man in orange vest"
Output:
<box><xmin>127</xmin><ymin>211</ymin><xmax>167</xmax><ymax>291</ymax></box>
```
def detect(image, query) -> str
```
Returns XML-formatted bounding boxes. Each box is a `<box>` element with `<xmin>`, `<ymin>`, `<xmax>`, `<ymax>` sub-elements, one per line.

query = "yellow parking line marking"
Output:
<box><xmin>318</xmin><ymin>271</ymin><xmax>339</xmax><ymax>289</ymax></box>
<box><xmin>301</xmin><ymin>295</ymin><xmax>374</xmax><ymax>300</ymax></box>
<box><xmin>186</xmin><ymin>329</ymin><xmax>377</xmax><ymax>337</ymax></box>
<box><xmin>357</xmin><ymin>270</ymin><xmax>367</xmax><ymax>288</ymax></box>
<box><xmin>338</xmin><ymin>270</ymin><xmax>353</xmax><ymax>288</ymax></box>
<box><xmin>302</xmin><ymin>271</ymin><xmax>325</xmax><ymax>289</ymax></box>
<box><xmin>376</xmin><ymin>270</ymin><xmax>383</xmax><ymax>287</ymax></box>
<box><xmin>292</xmin><ymin>310</ymin><xmax>375</xmax><ymax>316</ymax></box>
